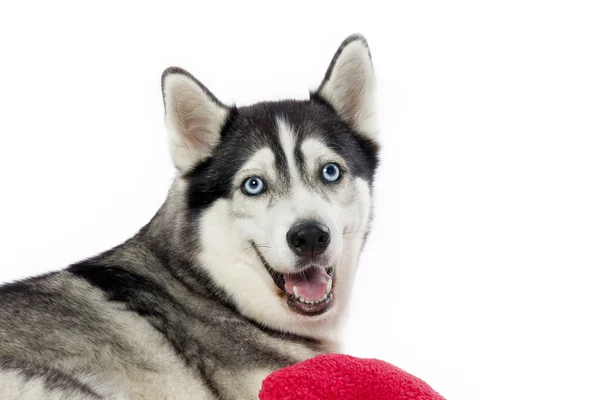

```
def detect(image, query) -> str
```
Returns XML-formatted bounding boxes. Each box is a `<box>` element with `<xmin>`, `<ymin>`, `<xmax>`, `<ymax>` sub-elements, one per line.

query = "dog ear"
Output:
<box><xmin>315</xmin><ymin>35</ymin><xmax>378</xmax><ymax>141</ymax></box>
<box><xmin>161</xmin><ymin>67</ymin><xmax>230</xmax><ymax>172</ymax></box>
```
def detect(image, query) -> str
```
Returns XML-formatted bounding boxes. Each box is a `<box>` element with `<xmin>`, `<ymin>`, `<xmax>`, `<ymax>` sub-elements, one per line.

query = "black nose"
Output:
<box><xmin>287</xmin><ymin>220</ymin><xmax>331</xmax><ymax>257</ymax></box>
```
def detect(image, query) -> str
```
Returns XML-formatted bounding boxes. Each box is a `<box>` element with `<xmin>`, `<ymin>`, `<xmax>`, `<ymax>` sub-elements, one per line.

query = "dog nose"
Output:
<box><xmin>287</xmin><ymin>221</ymin><xmax>331</xmax><ymax>257</ymax></box>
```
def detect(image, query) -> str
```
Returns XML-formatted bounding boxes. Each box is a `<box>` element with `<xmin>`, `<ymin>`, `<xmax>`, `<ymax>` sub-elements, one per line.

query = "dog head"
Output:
<box><xmin>161</xmin><ymin>35</ymin><xmax>379</xmax><ymax>338</ymax></box>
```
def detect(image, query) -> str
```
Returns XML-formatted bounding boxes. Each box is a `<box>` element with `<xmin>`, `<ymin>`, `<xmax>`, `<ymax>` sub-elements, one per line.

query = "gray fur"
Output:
<box><xmin>0</xmin><ymin>194</ymin><xmax>327</xmax><ymax>399</ymax></box>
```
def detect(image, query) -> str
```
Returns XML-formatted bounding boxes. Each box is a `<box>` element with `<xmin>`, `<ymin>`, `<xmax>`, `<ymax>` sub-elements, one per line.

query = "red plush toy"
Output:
<box><xmin>259</xmin><ymin>354</ymin><xmax>445</xmax><ymax>400</ymax></box>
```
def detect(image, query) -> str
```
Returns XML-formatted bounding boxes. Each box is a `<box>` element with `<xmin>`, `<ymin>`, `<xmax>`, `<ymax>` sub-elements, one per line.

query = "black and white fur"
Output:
<box><xmin>0</xmin><ymin>34</ymin><xmax>379</xmax><ymax>399</ymax></box>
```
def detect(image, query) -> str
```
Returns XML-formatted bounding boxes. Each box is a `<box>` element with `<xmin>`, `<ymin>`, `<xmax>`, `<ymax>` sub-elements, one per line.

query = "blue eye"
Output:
<box><xmin>321</xmin><ymin>163</ymin><xmax>341</xmax><ymax>183</ymax></box>
<box><xmin>243</xmin><ymin>177</ymin><xmax>265</xmax><ymax>196</ymax></box>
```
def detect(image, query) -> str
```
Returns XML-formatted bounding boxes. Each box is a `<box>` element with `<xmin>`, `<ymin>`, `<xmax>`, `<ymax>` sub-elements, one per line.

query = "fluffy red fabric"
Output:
<box><xmin>259</xmin><ymin>354</ymin><xmax>445</xmax><ymax>400</ymax></box>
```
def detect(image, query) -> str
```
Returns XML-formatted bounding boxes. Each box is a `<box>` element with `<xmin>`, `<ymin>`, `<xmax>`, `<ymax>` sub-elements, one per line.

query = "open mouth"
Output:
<box><xmin>252</xmin><ymin>243</ymin><xmax>334</xmax><ymax>316</ymax></box>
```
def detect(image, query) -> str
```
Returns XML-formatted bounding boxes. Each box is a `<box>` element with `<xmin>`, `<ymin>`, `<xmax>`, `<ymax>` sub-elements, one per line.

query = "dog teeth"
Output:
<box><xmin>294</xmin><ymin>280</ymin><xmax>334</xmax><ymax>305</ymax></box>
<box><xmin>296</xmin><ymin>292</ymin><xmax>331</xmax><ymax>305</ymax></box>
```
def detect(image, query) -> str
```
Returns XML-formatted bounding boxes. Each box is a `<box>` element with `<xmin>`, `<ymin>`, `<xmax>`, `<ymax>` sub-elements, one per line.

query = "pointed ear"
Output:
<box><xmin>315</xmin><ymin>34</ymin><xmax>378</xmax><ymax>140</ymax></box>
<box><xmin>161</xmin><ymin>67</ymin><xmax>230</xmax><ymax>172</ymax></box>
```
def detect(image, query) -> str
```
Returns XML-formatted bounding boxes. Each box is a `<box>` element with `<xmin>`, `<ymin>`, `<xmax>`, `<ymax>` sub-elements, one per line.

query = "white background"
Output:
<box><xmin>1</xmin><ymin>1</ymin><xmax>599</xmax><ymax>399</ymax></box>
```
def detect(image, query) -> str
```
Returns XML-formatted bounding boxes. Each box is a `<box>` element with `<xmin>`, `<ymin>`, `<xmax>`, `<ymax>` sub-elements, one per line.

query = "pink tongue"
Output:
<box><xmin>284</xmin><ymin>267</ymin><xmax>331</xmax><ymax>301</ymax></box>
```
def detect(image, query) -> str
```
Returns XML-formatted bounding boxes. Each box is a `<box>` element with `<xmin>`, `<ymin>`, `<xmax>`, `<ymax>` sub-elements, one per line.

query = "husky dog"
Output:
<box><xmin>0</xmin><ymin>34</ymin><xmax>379</xmax><ymax>399</ymax></box>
